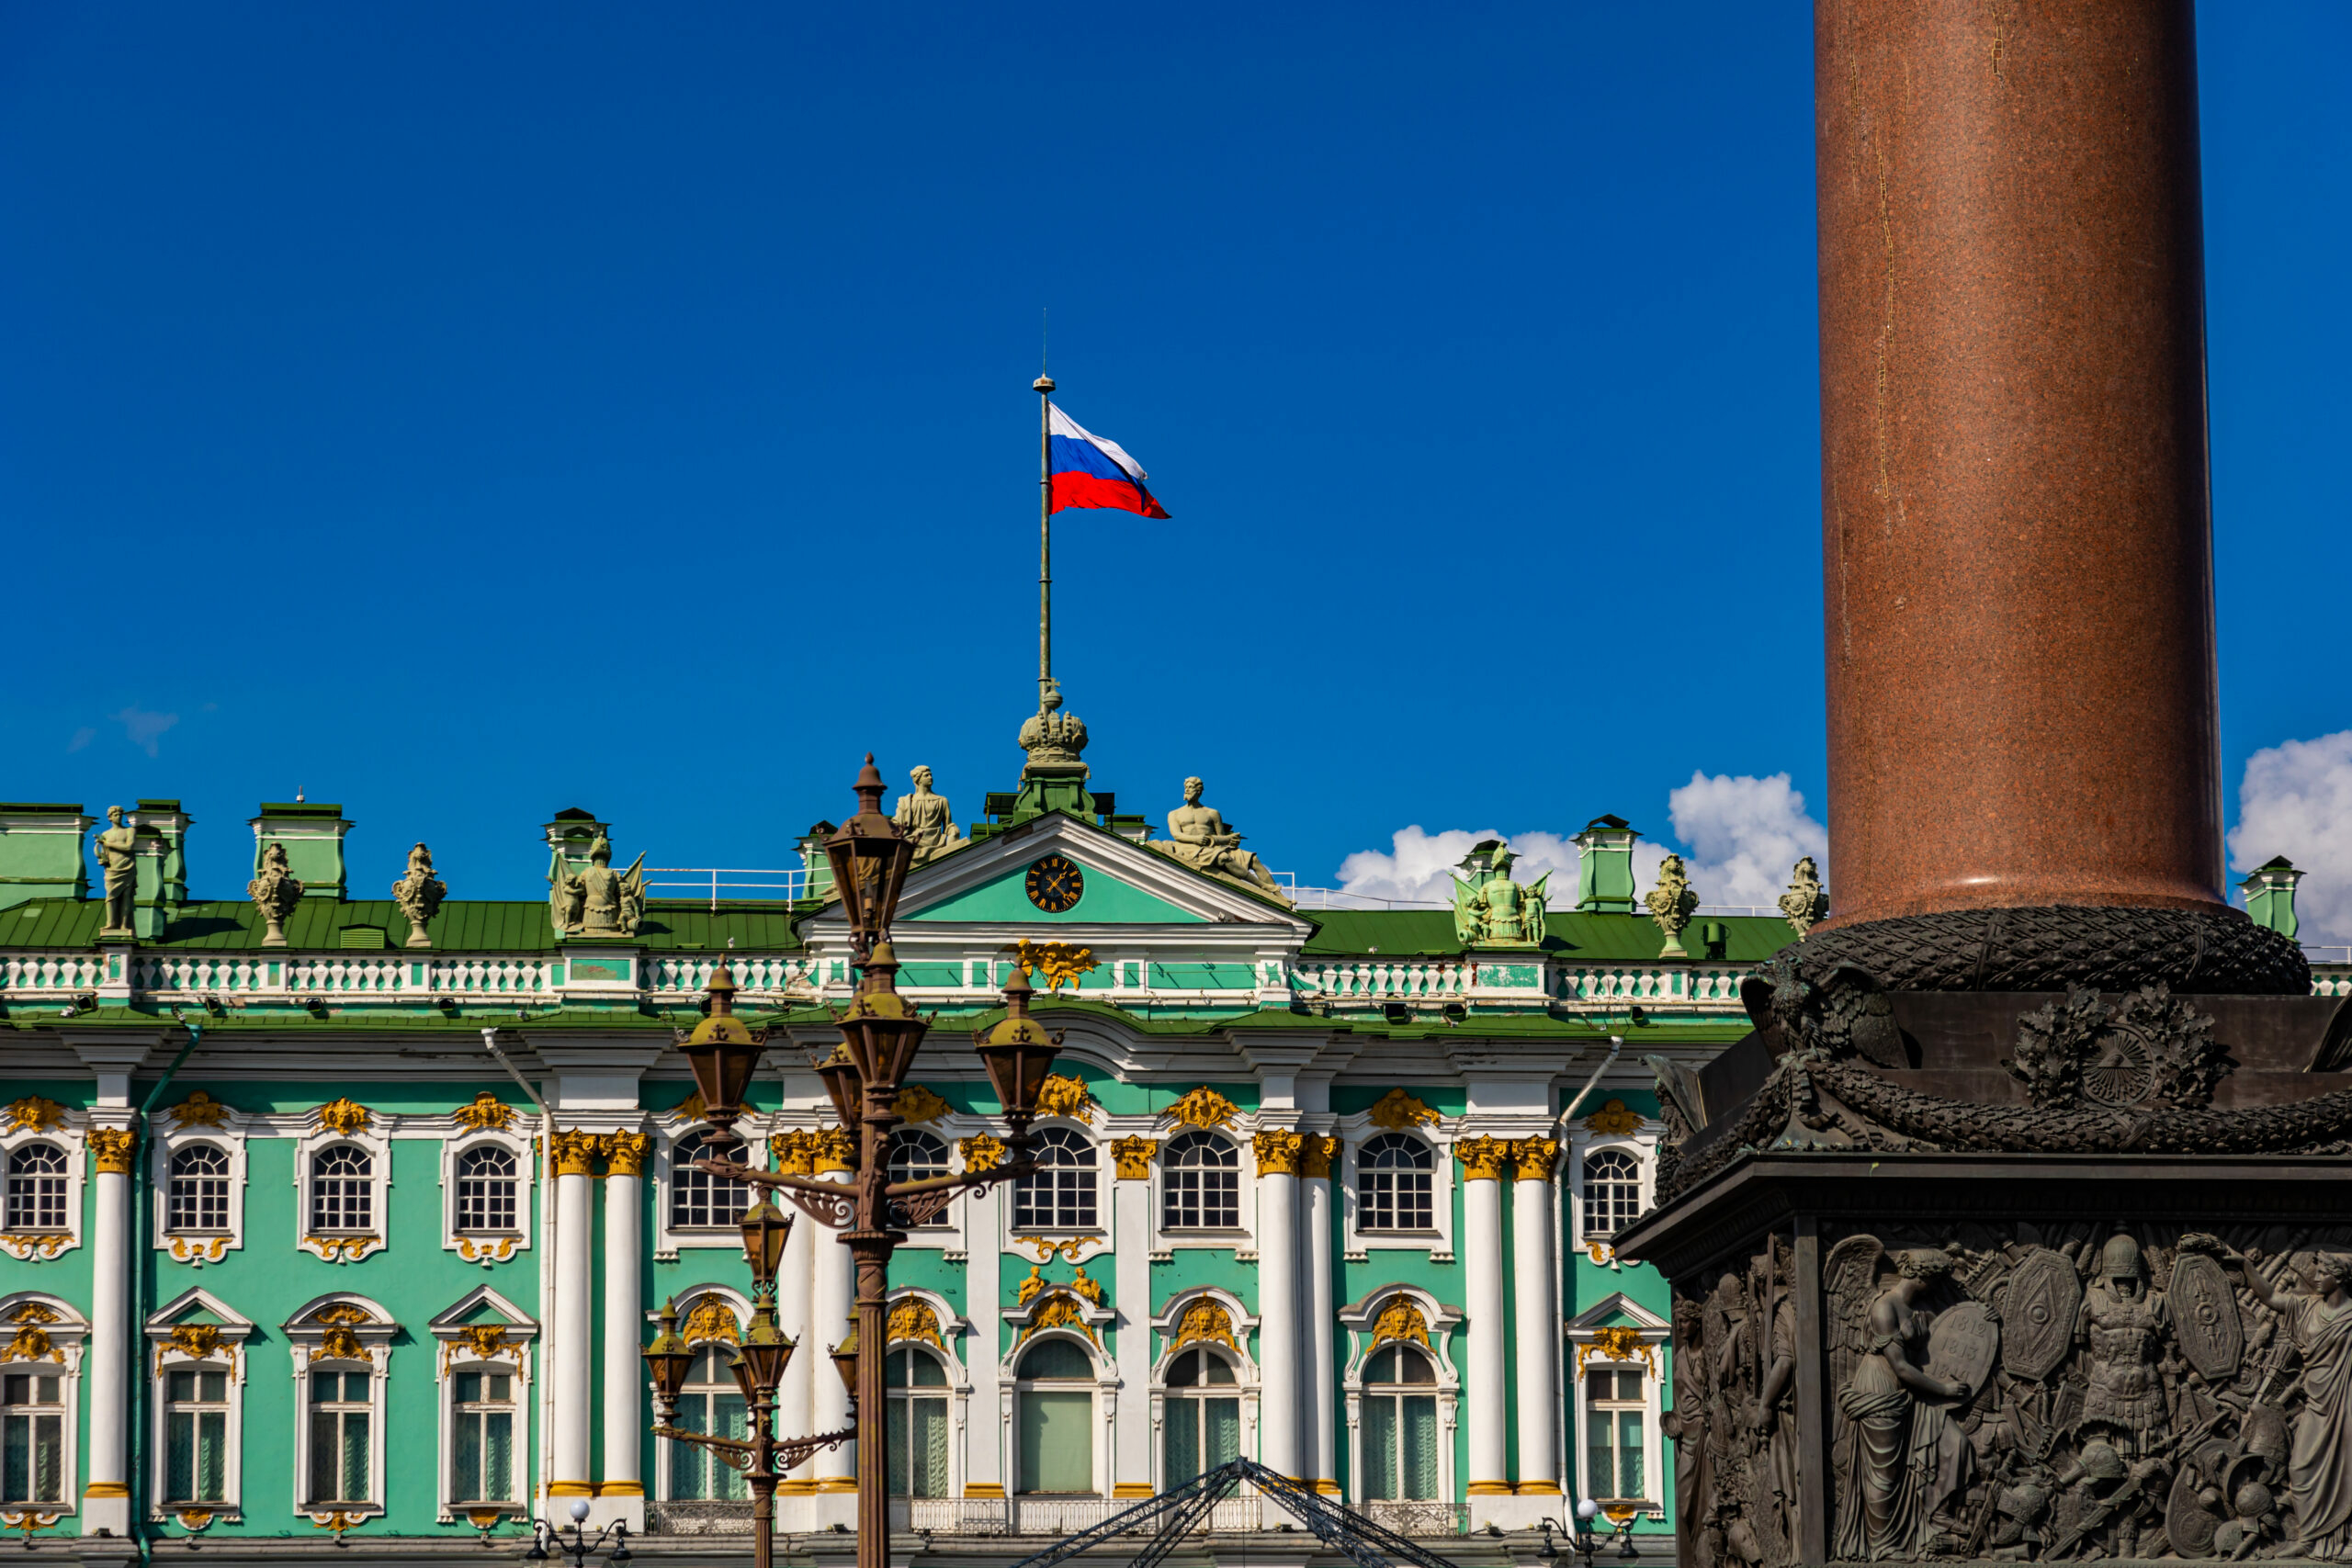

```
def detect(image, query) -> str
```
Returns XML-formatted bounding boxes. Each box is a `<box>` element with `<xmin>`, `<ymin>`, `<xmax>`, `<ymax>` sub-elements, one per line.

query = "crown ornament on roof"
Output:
<box><xmin>1018</xmin><ymin>678</ymin><xmax>1090</xmax><ymax>777</ymax></box>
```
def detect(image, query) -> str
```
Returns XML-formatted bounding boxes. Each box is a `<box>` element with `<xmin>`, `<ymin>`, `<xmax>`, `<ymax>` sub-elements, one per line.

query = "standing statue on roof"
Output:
<box><xmin>892</xmin><ymin>765</ymin><xmax>966</xmax><ymax>865</ymax></box>
<box><xmin>92</xmin><ymin>806</ymin><xmax>139</xmax><ymax>936</ymax></box>
<box><xmin>1452</xmin><ymin>839</ymin><xmax>1550</xmax><ymax>946</ymax></box>
<box><xmin>1151</xmin><ymin>777</ymin><xmax>1287</xmax><ymax>900</ymax></box>
<box><xmin>549</xmin><ymin>832</ymin><xmax>646</xmax><ymax>938</ymax></box>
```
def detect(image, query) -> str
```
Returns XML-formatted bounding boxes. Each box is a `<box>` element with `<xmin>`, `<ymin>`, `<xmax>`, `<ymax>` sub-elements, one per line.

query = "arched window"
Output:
<box><xmin>1581</xmin><ymin>1149</ymin><xmax>1642</xmax><ymax>1237</ymax></box>
<box><xmin>0</xmin><ymin>1366</ymin><xmax>64</xmax><ymax>1504</ymax></box>
<box><xmin>671</xmin><ymin>1134</ymin><xmax>752</xmax><ymax>1232</ymax></box>
<box><xmin>1360</xmin><ymin>1343</ymin><xmax>1439</xmax><ymax>1500</ymax></box>
<box><xmin>1161</xmin><ymin>1133</ymin><xmax>1239</xmax><ymax>1230</ymax></box>
<box><xmin>307</xmin><ymin>1367</ymin><xmax>373</xmax><ymax>1506</ymax></box>
<box><xmin>449</xmin><ymin>1367</ymin><xmax>515</xmax><ymax>1505</ymax></box>
<box><xmin>4</xmin><ymin>1145</ymin><xmax>68</xmax><ymax>1233</ymax></box>
<box><xmin>886</xmin><ymin>1347</ymin><xmax>950</xmax><ymax>1498</ymax></box>
<box><xmin>1015</xmin><ymin>1338</ymin><xmax>1094</xmax><ymax>1495</ymax></box>
<box><xmin>1012</xmin><ymin>1128</ymin><xmax>1096</xmax><ymax>1232</ymax></box>
<box><xmin>1357</xmin><ymin>1134</ymin><xmax>1434</xmax><ymax>1233</ymax></box>
<box><xmin>888</xmin><ymin>1130</ymin><xmax>950</xmax><ymax>1183</ymax></box>
<box><xmin>310</xmin><ymin>1146</ymin><xmax>373</xmax><ymax>1233</ymax></box>
<box><xmin>667</xmin><ymin>1345</ymin><xmax>748</xmax><ymax>1501</ymax></box>
<box><xmin>167</xmin><ymin>1145</ymin><xmax>232</xmax><ymax>1234</ymax></box>
<box><xmin>1584</xmin><ymin>1367</ymin><xmax>1646</xmax><ymax>1503</ymax></box>
<box><xmin>454</xmin><ymin>1146</ymin><xmax>519</xmax><ymax>1235</ymax></box>
<box><xmin>1162</xmin><ymin>1348</ymin><xmax>1239</xmax><ymax>1486</ymax></box>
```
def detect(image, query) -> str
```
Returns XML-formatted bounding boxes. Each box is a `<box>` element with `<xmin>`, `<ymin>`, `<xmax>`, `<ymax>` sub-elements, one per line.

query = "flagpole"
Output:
<box><xmin>1035</xmin><ymin>373</ymin><xmax>1054</xmax><ymax>705</ymax></box>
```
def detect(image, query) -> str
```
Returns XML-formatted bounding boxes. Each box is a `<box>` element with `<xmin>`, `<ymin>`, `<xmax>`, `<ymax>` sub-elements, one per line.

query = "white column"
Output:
<box><xmin>1113</xmin><ymin>1149</ymin><xmax>1154</xmax><ymax>1496</ymax></box>
<box><xmin>548</xmin><ymin>1132</ymin><xmax>597</xmax><ymax>1517</ymax></box>
<box><xmin>1512</xmin><ymin>1140</ymin><xmax>1563</xmax><ymax>1500</ymax></box>
<box><xmin>1253</xmin><ymin>1133</ymin><xmax>1302</xmax><ymax>1479</ymax></box>
<box><xmin>599</xmin><ymin>1133</ymin><xmax>648</xmax><ymax>1528</ymax></box>
<box><xmin>964</xmin><ymin>1171</ymin><xmax>1004</xmax><ymax>1501</ymax></box>
<box><xmin>771</xmin><ymin>1133</ymin><xmax>818</xmax><ymax>1529</ymax></box>
<box><xmin>1460</xmin><ymin>1138</ymin><xmax>1510</xmax><ymax>1506</ymax></box>
<box><xmin>1303</xmin><ymin>1137</ymin><xmax>1339</xmax><ymax>1495</ymax></box>
<box><xmin>810</xmin><ymin>1145</ymin><xmax>856</xmax><ymax>1520</ymax></box>
<box><xmin>82</xmin><ymin>1126</ymin><xmax>134</xmax><ymax>1536</ymax></box>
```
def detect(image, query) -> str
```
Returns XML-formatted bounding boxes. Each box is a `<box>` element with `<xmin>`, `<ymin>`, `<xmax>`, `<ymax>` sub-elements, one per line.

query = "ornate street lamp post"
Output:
<box><xmin>650</xmin><ymin>756</ymin><xmax>1057</xmax><ymax>1568</ymax></box>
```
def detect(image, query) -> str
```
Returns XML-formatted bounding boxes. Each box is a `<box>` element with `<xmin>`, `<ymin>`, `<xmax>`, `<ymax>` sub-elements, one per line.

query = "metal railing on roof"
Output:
<box><xmin>2304</xmin><ymin>944</ymin><xmax>2352</xmax><ymax>966</ymax></box>
<box><xmin>643</xmin><ymin>867</ymin><xmax>808</xmax><ymax>910</ymax></box>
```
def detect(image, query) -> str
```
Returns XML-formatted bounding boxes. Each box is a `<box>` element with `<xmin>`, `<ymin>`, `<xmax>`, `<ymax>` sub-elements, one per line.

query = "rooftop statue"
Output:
<box><xmin>549</xmin><ymin>832</ymin><xmax>646</xmax><ymax>939</ymax></box>
<box><xmin>1151</xmin><ymin>776</ymin><xmax>1286</xmax><ymax>902</ymax></box>
<box><xmin>392</xmin><ymin>841</ymin><xmax>448</xmax><ymax>949</ymax></box>
<box><xmin>1646</xmin><ymin>852</ymin><xmax>1701</xmax><ymax>958</ymax></box>
<box><xmin>248</xmin><ymin>840</ymin><xmax>304</xmax><ymax>948</ymax></box>
<box><xmin>92</xmin><ymin>805</ymin><xmax>137</xmax><ymax>937</ymax></box>
<box><xmin>1018</xmin><ymin>678</ymin><xmax>1089</xmax><ymax>773</ymax></box>
<box><xmin>891</xmin><ymin>765</ymin><xmax>966</xmax><ymax>865</ymax></box>
<box><xmin>1780</xmin><ymin>855</ymin><xmax>1828</xmax><ymax>939</ymax></box>
<box><xmin>1451</xmin><ymin>839</ymin><xmax>1549</xmax><ymax>947</ymax></box>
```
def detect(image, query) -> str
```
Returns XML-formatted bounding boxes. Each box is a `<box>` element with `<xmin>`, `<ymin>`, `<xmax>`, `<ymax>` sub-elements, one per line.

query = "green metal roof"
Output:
<box><xmin>1298</xmin><ymin>908</ymin><xmax>1796</xmax><ymax>963</ymax></box>
<box><xmin>0</xmin><ymin>897</ymin><xmax>805</xmax><ymax>953</ymax></box>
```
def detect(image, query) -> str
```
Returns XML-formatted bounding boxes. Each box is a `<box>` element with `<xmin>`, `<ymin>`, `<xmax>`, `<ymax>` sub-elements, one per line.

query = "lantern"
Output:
<box><xmin>640</xmin><ymin>1299</ymin><xmax>694</xmax><ymax>1416</ymax></box>
<box><xmin>972</xmin><ymin>964</ymin><xmax>1058</xmax><ymax>1131</ymax></box>
<box><xmin>821</xmin><ymin>756</ymin><xmax>915</xmax><ymax>953</ymax></box>
<box><xmin>739</xmin><ymin>1198</ymin><xmax>792</xmax><ymax>1284</ymax></box>
<box><xmin>814</xmin><ymin>1043</ymin><xmax>865</xmax><ymax>1134</ymax></box>
<box><xmin>834</xmin><ymin>941</ymin><xmax>929</xmax><ymax>1096</ymax></box>
<box><xmin>677</xmin><ymin>961</ymin><xmax>763</xmax><ymax>1151</ymax></box>
<box><xmin>732</xmin><ymin>1300</ymin><xmax>796</xmax><ymax>1399</ymax></box>
<box><xmin>829</xmin><ymin>1317</ymin><xmax>861</xmax><ymax>1404</ymax></box>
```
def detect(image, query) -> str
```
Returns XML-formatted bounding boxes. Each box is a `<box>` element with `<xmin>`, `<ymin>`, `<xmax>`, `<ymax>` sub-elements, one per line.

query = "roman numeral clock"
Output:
<box><xmin>1024</xmin><ymin>854</ymin><xmax>1084</xmax><ymax>913</ymax></box>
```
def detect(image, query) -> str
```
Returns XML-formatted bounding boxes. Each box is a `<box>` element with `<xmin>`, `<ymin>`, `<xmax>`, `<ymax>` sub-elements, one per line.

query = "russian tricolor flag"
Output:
<box><xmin>1049</xmin><ymin>405</ymin><xmax>1170</xmax><ymax>518</ymax></box>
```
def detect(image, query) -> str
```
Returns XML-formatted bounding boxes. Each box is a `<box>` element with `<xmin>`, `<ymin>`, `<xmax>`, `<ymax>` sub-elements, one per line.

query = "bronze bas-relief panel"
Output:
<box><xmin>1672</xmin><ymin>1221</ymin><xmax>2352</xmax><ymax>1568</ymax></box>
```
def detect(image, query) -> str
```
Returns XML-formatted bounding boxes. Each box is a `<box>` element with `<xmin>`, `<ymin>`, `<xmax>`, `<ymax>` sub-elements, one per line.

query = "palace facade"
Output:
<box><xmin>6</xmin><ymin>721</ymin><xmax>2321</xmax><ymax>1562</ymax></box>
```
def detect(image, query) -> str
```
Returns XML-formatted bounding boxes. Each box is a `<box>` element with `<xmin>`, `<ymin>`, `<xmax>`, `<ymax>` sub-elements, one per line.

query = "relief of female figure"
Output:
<box><xmin>1834</xmin><ymin>1249</ymin><xmax>1975</xmax><ymax>1561</ymax></box>
<box><xmin>2233</xmin><ymin>1248</ymin><xmax>2352</xmax><ymax>1558</ymax></box>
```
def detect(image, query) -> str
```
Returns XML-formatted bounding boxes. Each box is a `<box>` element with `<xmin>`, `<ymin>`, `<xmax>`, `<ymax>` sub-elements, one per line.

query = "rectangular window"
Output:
<box><xmin>1017</xmin><ymin>1391</ymin><xmax>1092</xmax><ymax>1494</ymax></box>
<box><xmin>1585</xmin><ymin>1370</ymin><xmax>1647</xmax><ymax>1502</ymax></box>
<box><xmin>164</xmin><ymin>1369</ymin><xmax>230</xmax><ymax>1503</ymax></box>
<box><xmin>668</xmin><ymin>1391</ymin><xmax>749</xmax><ymax>1501</ymax></box>
<box><xmin>308</xmin><ymin>1371</ymin><xmax>371</xmax><ymax>1506</ymax></box>
<box><xmin>1</xmin><ymin>1372</ymin><xmax>64</xmax><ymax>1505</ymax></box>
<box><xmin>888</xmin><ymin>1396</ymin><xmax>950</xmax><ymax>1498</ymax></box>
<box><xmin>450</xmin><ymin>1371</ymin><xmax>514</xmax><ymax>1504</ymax></box>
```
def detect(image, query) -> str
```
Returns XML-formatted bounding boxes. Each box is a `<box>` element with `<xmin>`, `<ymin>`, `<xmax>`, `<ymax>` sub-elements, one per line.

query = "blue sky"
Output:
<box><xmin>5</xmin><ymin>4</ymin><xmax>2346</xmax><ymax>925</ymax></box>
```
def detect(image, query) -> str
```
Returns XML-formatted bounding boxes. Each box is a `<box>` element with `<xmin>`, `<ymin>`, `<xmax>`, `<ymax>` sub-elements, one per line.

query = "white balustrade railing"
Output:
<box><xmin>648</xmin><ymin>953</ymin><xmax>818</xmax><ymax>996</ymax></box>
<box><xmin>1557</xmin><ymin>965</ymin><xmax>1748</xmax><ymax>1004</ymax></box>
<box><xmin>1294</xmin><ymin>960</ymin><xmax>1467</xmax><ymax>1000</ymax></box>
<box><xmin>1</xmin><ymin>953</ymin><xmax>104</xmax><ymax>993</ymax></box>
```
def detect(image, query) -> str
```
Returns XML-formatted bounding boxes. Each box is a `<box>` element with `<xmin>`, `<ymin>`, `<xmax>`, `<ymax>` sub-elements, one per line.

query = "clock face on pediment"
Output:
<box><xmin>1024</xmin><ymin>854</ymin><xmax>1084</xmax><ymax>914</ymax></box>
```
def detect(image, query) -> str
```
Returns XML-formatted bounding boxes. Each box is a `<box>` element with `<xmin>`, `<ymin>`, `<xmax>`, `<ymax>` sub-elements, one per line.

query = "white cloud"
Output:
<box><xmin>1332</xmin><ymin>771</ymin><xmax>1827</xmax><ymax>912</ymax></box>
<box><xmin>110</xmin><ymin>704</ymin><xmax>178</xmax><ymax>758</ymax></box>
<box><xmin>1666</xmin><ymin>771</ymin><xmax>1830</xmax><ymax>909</ymax></box>
<box><xmin>2228</xmin><ymin>729</ymin><xmax>2352</xmax><ymax>943</ymax></box>
<box><xmin>67</xmin><ymin>727</ymin><xmax>96</xmax><ymax>753</ymax></box>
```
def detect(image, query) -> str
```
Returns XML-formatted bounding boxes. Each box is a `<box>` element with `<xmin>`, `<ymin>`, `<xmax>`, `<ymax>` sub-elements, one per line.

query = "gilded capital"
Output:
<box><xmin>1111</xmin><ymin>1136</ymin><xmax>1157</xmax><ymax>1179</ymax></box>
<box><xmin>1252</xmin><ymin>1129</ymin><xmax>1306</xmax><ymax>1178</ymax></box>
<box><xmin>1510</xmin><ymin>1136</ymin><xmax>1559</xmax><ymax>1182</ymax></box>
<box><xmin>770</xmin><ymin>1130</ymin><xmax>820</xmax><ymax>1176</ymax></box>
<box><xmin>1300</xmin><ymin>1133</ymin><xmax>1340</xmax><ymax>1180</ymax></box>
<box><xmin>605</xmin><ymin>1131</ymin><xmax>651</xmax><ymax>1178</ymax></box>
<box><xmin>87</xmin><ymin>1127</ymin><xmax>136</xmax><ymax>1175</ymax></box>
<box><xmin>1453</xmin><ymin>1135</ymin><xmax>1512</xmax><ymax>1181</ymax></box>
<box><xmin>550</xmin><ymin>1129</ymin><xmax>603</xmax><ymax>1178</ymax></box>
<box><xmin>814</xmin><ymin>1126</ymin><xmax>856</xmax><ymax>1175</ymax></box>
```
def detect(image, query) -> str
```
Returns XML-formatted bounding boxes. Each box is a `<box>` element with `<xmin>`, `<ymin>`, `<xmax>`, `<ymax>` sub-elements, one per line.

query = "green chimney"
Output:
<box><xmin>2241</xmin><ymin>856</ymin><xmax>2302</xmax><ymax>942</ymax></box>
<box><xmin>1575</xmin><ymin>815</ymin><xmax>1643</xmax><ymax>913</ymax></box>
<box><xmin>130</xmin><ymin>799</ymin><xmax>192</xmax><ymax>937</ymax></box>
<box><xmin>545</xmin><ymin>807</ymin><xmax>608</xmax><ymax>883</ymax></box>
<box><xmin>0</xmin><ymin>803</ymin><xmax>95</xmax><ymax>907</ymax></box>
<box><xmin>249</xmin><ymin>802</ymin><xmax>353</xmax><ymax>899</ymax></box>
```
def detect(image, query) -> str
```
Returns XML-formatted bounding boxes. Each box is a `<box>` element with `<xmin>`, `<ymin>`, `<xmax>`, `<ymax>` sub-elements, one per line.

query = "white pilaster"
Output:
<box><xmin>1512</xmin><ymin>1156</ymin><xmax>1562</xmax><ymax>1501</ymax></box>
<box><xmin>964</xmin><ymin>1180</ymin><xmax>1003</xmax><ymax>1499</ymax></box>
<box><xmin>600</xmin><ymin>1148</ymin><xmax>647</xmax><ymax>1529</ymax></box>
<box><xmin>775</xmin><ymin>1167</ymin><xmax>817</xmax><ymax>1528</ymax></box>
<box><xmin>1304</xmin><ymin>1158</ymin><xmax>1338</xmax><ymax>1495</ymax></box>
<box><xmin>82</xmin><ymin>1123</ymin><xmax>132</xmax><ymax>1535</ymax></box>
<box><xmin>1255</xmin><ymin>1162</ymin><xmax>1301</xmax><ymax>1478</ymax></box>
<box><xmin>548</xmin><ymin>1148</ymin><xmax>595</xmax><ymax>1517</ymax></box>
<box><xmin>1113</xmin><ymin>1165</ymin><xmax>1153</xmax><ymax>1496</ymax></box>
<box><xmin>810</xmin><ymin>1165</ymin><xmax>856</xmax><ymax>1524</ymax></box>
<box><xmin>1462</xmin><ymin>1159</ymin><xmax>1510</xmax><ymax>1507</ymax></box>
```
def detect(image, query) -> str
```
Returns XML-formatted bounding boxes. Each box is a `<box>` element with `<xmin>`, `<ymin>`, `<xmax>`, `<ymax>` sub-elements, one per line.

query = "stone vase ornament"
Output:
<box><xmin>392</xmin><ymin>842</ymin><xmax>447</xmax><ymax>948</ymax></box>
<box><xmin>247</xmin><ymin>842</ymin><xmax>304</xmax><ymax>947</ymax></box>
<box><xmin>1645</xmin><ymin>853</ymin><xmax>1699</xmax><ymax>958</ymax></box>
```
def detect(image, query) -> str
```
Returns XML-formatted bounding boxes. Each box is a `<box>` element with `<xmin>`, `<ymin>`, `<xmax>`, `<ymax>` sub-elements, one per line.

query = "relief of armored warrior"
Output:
<box><xmin>2075</xmin><ymin>1235</ymin><xmax>2170</xmax><ymax>1458</ymax></box>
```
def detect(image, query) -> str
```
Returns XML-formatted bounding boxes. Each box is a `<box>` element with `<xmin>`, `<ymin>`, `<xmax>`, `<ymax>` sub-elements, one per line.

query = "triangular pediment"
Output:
<box><xmin>428</xmin><ymin>1284</ymin><xmax>536</xmax><ymax>1334</ymax></box>
<box><xmin>148</xmin><ymin>1287</ymin><xmax>251</xmax><ymax>1331</ymax></box>
<box><xmin>816</xmin><ymin>813</ymin><xmax>1313</xmax><ymax>936</ymax></box>
<box><xmin>1567</xmin><ymin>1292</ymin><xmax>1670</xmax><ymax>1333</ymax></box>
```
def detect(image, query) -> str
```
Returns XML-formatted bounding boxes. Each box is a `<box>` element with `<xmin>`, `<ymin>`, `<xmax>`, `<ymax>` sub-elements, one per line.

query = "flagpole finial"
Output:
<box><xmin>1035</xmin><ymin>375</ymin><xmax>1054</xmax><ymax>395</ymax></box>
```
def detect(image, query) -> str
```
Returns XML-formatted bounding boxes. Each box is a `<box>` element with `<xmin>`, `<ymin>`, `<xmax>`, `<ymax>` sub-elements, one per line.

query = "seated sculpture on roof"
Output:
<box><xmin>549</xmin><ymin>832</ymin><xmax>646</xmax><ymax>938</ymax></box>
<box><xmin>891</xmin><ymin>765</ymin><xmax>966</xmax><ymax>864</ymax></box>
<box><xmin>1150</xmin><ymin>777</ymin><xmax>1287</xmax><ymax>902</ymax></box>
